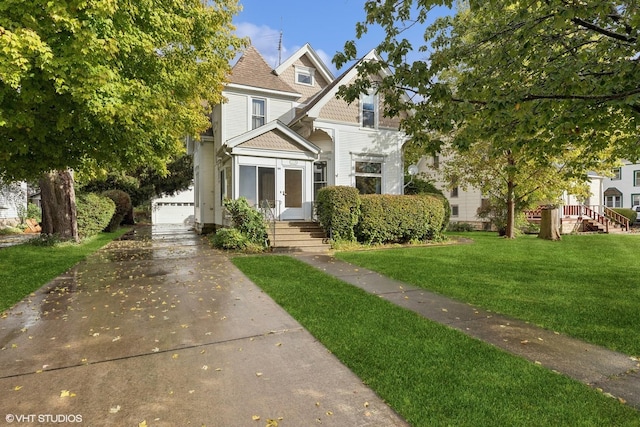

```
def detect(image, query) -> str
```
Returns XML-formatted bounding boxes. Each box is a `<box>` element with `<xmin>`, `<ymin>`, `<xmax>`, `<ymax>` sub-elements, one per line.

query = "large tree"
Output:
<box><xmin>335</xmin><ymin>0</ymin><xmax>640</xmax><ymax>237</ymax></box>
<box><xmin>0</xmin><ymin>0</ymin><xmax>245</xmax><ymax>240</ymax></box>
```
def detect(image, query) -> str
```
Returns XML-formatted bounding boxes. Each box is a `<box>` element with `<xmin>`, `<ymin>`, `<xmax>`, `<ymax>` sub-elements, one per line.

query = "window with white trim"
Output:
<box><xmin>251</xmin><ymin>98</ymin><xmax>266</xmax><ymax>129</ymax></box>
<box><xmin>361</xmin><ymin>92</ymin><xmax>377</xmax><ymax>129</ymax></box>
<box><xmin>355</xmin><ymin>160</ymin><xmax>382</xmax><ymax>194</ymax></box>
<box><xmin>295</xmin><ymin>66</ymin><xmax>314</xmax><ymax>86</ymax></box>
<box><xmin>313</xmin><ymin>161</ymin><xmax>327</xmax><ymax>199</ymax></box>
<box><xmin>605</xmin><ymin>195</ymin><xmax>621</xmax><ymax>208</ymax></box>
<box><xmin>611</xmin><ymin>167</ymin><xmax>621</xmax><ymax>180</ymax></box>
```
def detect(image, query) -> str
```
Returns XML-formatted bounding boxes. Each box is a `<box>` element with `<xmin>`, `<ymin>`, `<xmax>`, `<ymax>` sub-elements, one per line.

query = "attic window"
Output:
<box><xmin>295</xmin><ymin>66</ymin><xmax>314</xmax><ymax>86</ymax></box>
<box><xmin>361</xmin><ymin>92</ymin><xmax>377</xmax><ymax>129</ymax></box>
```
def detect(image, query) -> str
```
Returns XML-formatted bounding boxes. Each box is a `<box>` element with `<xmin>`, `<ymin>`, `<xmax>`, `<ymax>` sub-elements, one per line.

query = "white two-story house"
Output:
<box><xmin>189</xmin><ymin>44</ymin><xmax>408</xmax><ymax>233</ymax></box>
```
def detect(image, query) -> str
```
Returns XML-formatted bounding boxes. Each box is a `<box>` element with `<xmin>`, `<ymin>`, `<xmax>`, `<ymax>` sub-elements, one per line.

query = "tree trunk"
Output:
<box><xmin>505</xmin><ymin>179</ymin><xmax>516</xmax><ymax>239</ymax></box>
<box><xmin>39</xmin><ymin>170</ymin><xmax>79</xmax><ymax>242</ymax></box>
<box><xmin>538</xmin><ymin>207</ymin><xmax>562</xmax><ymax>241</ymax></box>
<box><xmin>503</xmin><ymin>151</ymin><xmax>517</xmax><ymax>239</ymax></box>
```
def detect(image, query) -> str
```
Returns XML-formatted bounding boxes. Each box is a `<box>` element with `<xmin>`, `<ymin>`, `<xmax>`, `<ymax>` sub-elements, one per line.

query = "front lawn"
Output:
<box><xmin>0</xmin><ymin>229</ymin><xmax>129</xmax><ymax>312</ymax></box>
<box><xmin>233</xmin><ymin>255</ymin><xmax>640</xmax><ymax>426</ymax></box>
<box><xmin>335</xmin><ymin>232</ymin><xmax>640</xmax><ymax>357</ymax></box>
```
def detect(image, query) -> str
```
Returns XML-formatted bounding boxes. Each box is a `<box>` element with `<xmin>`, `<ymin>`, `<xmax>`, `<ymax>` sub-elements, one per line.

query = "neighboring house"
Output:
<box><xmin>416</xmin><ymin>154</ymin><xmax>490</xmax><ymax>229</ymax></box>
<box><xmin>0</xmin><ymin>181</ymin><xmax>27</xmax><ymax>228</ymax></box>
<box><xmin>151</xmin><ymin>187</ymin><xmax>196</xmax><ymax>225</ymax></box>
<box><xmin>189</xmin><ymin>44</ymin><xmax>408</xmax><ymax>233</ymax></box>
<box><xmin>602</xmin><ymin>162</ymin><xmax>640</xmax><ymax>210</ymax></box>
<box><xmin>418</xmin><ymin>153</ymin><xmax>609</xmax><ymax>231</ymax></box>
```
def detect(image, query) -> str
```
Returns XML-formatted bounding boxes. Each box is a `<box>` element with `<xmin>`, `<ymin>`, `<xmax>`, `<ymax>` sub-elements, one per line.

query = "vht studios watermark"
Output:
<box><xmin>5</xmin><ymin>414</ymin><xmax>83</xmax><ymax>424</ymax></box>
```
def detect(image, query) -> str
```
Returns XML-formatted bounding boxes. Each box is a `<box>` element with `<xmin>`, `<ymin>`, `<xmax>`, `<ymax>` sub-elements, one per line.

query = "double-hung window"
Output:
<box><xmin>354</xmin><ymin>158</ymin><xmax>383</xmax><ymax>194</ymax></box>
<box><xmin>252</xmin><ymin>98</ymin><xmax>266</xmax><ymax>129</ymax></box>
<box><xmin>605</xmin><ymin>195</ymin><xmax>622</xmax><ymax>208</ymax></box>
<box><xmin>611</xmin><ymin>167</ymin><xmax>621</xmax><ymax>180</ymax></box>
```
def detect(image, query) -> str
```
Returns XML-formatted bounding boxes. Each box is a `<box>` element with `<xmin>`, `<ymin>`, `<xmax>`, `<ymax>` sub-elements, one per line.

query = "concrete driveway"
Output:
<box><xmin>0</xmin><ymin>225</ymin><xmax>407</xmax><ymax>426</ymax></box>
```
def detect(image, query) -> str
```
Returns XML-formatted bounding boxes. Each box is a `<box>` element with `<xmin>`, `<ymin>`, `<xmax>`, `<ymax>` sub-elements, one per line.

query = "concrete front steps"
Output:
<box><xmin>267</xmin><ymin>221</ymin><xmax>330</xmax><ymax>253</ymax></box>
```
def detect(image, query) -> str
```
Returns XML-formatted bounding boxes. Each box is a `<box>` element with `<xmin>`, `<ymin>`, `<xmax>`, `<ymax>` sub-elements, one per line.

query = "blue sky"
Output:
<box><xmin>233</xmin><ymin>1</ymin><xmax>453</xmax><ymax>76</ymax></box>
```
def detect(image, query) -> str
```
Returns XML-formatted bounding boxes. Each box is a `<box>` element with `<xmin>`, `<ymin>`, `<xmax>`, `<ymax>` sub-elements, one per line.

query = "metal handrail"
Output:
<box><xmin>260</xmin><ymin>199</ymin><xmax>277</xmax><ymax>248</ymax></box>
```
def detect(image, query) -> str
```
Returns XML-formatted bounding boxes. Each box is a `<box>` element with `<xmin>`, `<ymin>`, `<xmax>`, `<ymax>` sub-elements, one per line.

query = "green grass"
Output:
<box><xmin>335</xmin><ymin>232</ymin><xmax>640</xmax><ymax>357</ymax></box>
<box><xmin>0</xmin><ymin>229</ymin><xmax>129</xmax><ymax>312</ymax></box>
<box><xmin>233</xmin><ymin>255</ymin><xmax>640</xmax><ymax>426</ymax></box>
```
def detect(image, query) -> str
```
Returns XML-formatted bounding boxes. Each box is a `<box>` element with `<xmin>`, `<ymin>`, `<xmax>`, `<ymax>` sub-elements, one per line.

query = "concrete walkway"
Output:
<box><xmin>293</xmin><ymin>253</ymin><xmax>640</xmax><ymax>411</ymax></box>
<box><xmin>0</xmin><ymin>226</ymin><xmax>407</xmax><ymax>426</ymax></box>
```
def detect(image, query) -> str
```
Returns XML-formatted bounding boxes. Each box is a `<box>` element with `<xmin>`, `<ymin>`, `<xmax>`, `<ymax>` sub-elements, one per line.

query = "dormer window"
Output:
<box><xmin>295</xmin><ymin>66</ymin><xmax>314</xmax><ymax>86</ymax></box>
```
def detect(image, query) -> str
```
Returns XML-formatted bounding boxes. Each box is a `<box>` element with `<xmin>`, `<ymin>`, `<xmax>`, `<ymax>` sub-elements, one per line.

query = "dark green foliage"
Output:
<box><xmin>79</xmin><ymin>154</ymin><xmax>193</xmax><ymax>207</ymax></box>
<box><xmin>210</xmin><ymin>227</ymin><xmax>248</xmax><ymax>250</ymax></box>
<box><xmin>26</xmin><ymin>202</ymin><xmax>41</xmax><ymax>223</ymax></box>
<box><xmin>222</xmin><ymin>198</ymin><xmax>267</xmax><ymax>245</ymax></box>
<box><xmin>101</xmin><ymin>189</ymin><xmax>131</xmax><ymax>232</ymax></box>
<box><xmin>404</xmin><ymin>176</ymin><xmax>442</xmax><ymax>196</ymax></box>
<box><xmin>315</xmin><ymin>186</ymin><xmax>361</xmax><ymax>241</ymax></box>
<box><xmin>447</xmin><ymin>222</ymin><xmax>476</xmax><ymax>232</ymax></box>
<box><xmin>612</xmin><ymin>208</ymin><xmax>637</xmax><ymax>224</ymax></box>
<box><xmin>404</xmin><ymin>177</ymin><xmax>450</xmax><ymax>230</ymax></box>
<box><xmin>76</xmin><ymin>193</ymin><xmax>116</xmax><ymax>239</ymax></box>
<box><xmin>356</xmin><ymin>194</ymin><xmax>446</xmax><ymax>244</ymax></box>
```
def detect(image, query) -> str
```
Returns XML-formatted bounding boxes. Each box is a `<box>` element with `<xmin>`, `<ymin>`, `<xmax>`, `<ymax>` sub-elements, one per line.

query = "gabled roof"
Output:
<box><xmin>274</xmin><ymin>43</ymin><xmax>334</xmax><ymax>84</ymax></box>
<box><xmin>225</xmin><ymin>120</ymin><xmax>320</xmax><ymax>155</ymax></box>
<box><xmin>229</xmin><ymin>46</ymin><xmax>299</xmax><ymax>96</ymax></box>
<box><xmin>288</xmin><ymin>49</ymin><xmax>390</xmax><ymax>125</ymax></box>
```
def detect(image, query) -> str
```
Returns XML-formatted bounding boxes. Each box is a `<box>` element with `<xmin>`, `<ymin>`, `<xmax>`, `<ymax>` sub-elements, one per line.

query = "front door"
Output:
<box><xmin>280</xmin><ymin>168</ymin><xmax>304</xmax><ymax>220</ymax></box>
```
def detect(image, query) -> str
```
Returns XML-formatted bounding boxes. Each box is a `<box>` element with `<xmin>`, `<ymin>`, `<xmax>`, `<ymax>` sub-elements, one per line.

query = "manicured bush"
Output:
<box><xmin>315</xmin><ymin>186</ymin><xmax>361</xmax><ymax>241</ymax></box>
<box><xmin>76</xmin><ymin>193</ymin><xmax>116</xmax><ymax>239</ymax></box>
<box><xmin>223</xmin><ymin>198</ymin><xmax>267</xmax><ymax>246</ymax></box>
<box><xmin>210</xmin><ymin>227</ymin><xmax>248</xmax><ymax>250</ymax></box>
<box><xmin>611</xmin><ymin>208</ymin><xmax>637</xmax><ymax>224</ymax></box>
<box><xmin>404</xmin><ymin>177</ymin><xmax>450</xmax><ymax>231</ymax></box>
<box><xmin>102</xmin><ymin>189</ymin><xmax>132</xmax><ymax>232</ymax></box>
<box><xmin>356</xmin><ymin>194</ymin><xmax>446</xmax><ymax>244</ymax></box>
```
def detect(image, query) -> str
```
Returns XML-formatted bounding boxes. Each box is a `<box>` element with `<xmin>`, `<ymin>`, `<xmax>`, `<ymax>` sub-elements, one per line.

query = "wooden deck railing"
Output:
<box><xmin>525</xmin><ymin>205</ymin><xmax>630</xmax><ymax>232</ymax></box>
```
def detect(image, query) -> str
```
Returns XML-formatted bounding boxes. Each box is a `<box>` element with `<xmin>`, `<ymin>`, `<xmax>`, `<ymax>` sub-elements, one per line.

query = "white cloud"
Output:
<box><xmin>234</xmin><ymin>22</ymin><xmax>339</xmax><ymax>76</ymax></box>
<box><xmin>235</xmin><ymin>22</ymin><xmax>288</xmax><ymax>68</ymax></box>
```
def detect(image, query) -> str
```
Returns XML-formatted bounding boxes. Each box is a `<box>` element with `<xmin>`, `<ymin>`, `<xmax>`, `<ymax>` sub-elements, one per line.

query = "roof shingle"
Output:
<box><xmin>229</xmin><ymin>46</ymin><xmax>298</xmax><ymax>95</ymax></box>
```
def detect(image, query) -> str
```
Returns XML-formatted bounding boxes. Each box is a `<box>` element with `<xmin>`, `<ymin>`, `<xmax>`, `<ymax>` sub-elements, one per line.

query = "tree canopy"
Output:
<box><xmin>336</xmin><ymin>0</ymin><xmax>639</xmax><ymax>163</ymax></box>
<box><xmin>336</xmin><ymin>0</ymin><xmax>639</xmax><ymax>237</ymax></box>
<box><xmin>0</xmin><ymin>0</ymin><xmax>245</xmax><ymax>181</ymax></box>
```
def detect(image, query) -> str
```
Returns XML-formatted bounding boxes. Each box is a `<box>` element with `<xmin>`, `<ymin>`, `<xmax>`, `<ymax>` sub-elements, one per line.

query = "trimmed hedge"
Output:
<box><xmin>356</xmin><ymin>194</ymin><xmax>446</xmax><ymax>244</ymax></box>
<box><xmin>612</xmin><ymin>208</ymin><xmax>637</xmax><ymax>224</ymax></box>
<box><xmin>315</xmin><ymin>186</ymin><xmax>361</xmax><ymax>241</ymax></box>
<box><xmin>102</xmin><ymin>189</ymin><xmax>132</xmax><ymax>232</ymax></box>
<box><xmin>76</xmin><ymin>193</ymin><xmax>116</xmax><ymax>239</ymax></box>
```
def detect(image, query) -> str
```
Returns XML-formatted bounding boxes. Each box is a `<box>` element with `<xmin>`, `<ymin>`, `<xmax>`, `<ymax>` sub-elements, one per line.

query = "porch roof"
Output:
<box><xmin>224</xmin><ymin>120</ymin><xmax>320</xmax><ymax>157</ymax></box>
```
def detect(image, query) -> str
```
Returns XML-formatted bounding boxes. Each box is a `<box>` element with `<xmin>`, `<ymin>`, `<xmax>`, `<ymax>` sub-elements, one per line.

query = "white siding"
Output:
<box><xmin>192</xmin><ymin>139</ymin><xmax>215</xmax><ymax>231</ymax></box>
<box><xmin>326</xmin><ymin>123</ymin><xmax>405</xmax><ymax>194</ymax></box>
<box><xmin>0</xmin><ymin>182</ymin><xmax>27</xmax><ymax>223</ymax></box>
<box><xmin>223</xmin><ymin>92</ymin><xmax>249</xmax><ymax>141</ymax></box>
<box><xmin>603</xmin><ymin>163</ymin><xmax>640</xmax><ymax>208</ymax></box>
<box><xmin>270</xmin><ymin>98</ymin><xmax>295</xmax><ymax>123</ymax></box>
